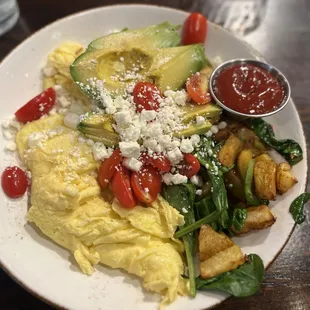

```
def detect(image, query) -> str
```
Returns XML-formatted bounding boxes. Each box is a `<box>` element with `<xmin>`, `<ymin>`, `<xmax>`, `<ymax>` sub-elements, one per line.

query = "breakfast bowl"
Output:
<box><xmin>209</xmin><ymin>59</ymin><xmax>291</xmax><ymax>119</ymax></box>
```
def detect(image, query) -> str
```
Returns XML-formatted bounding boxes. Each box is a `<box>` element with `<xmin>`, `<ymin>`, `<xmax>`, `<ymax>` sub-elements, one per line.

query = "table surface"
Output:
<box><xmin>0</xmin><ymin>0</ymin><xmax>309</xmax><ymax>309</ymax></box>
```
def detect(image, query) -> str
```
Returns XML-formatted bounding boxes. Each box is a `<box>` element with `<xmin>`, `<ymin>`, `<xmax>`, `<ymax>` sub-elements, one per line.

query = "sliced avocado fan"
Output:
<box><xmin>87</xmin><ymin>22</ymin><xmax>181</xmax><ymax>52</ymax></box>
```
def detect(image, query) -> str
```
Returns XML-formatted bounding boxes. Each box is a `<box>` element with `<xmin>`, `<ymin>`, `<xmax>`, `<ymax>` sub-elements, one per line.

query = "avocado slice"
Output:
<box><xmin>182</xmin><ymin>103</ymin><xmax>222</xmax><ymax>124</ymax></box>
<box><xmin>87</xmin><ymin>22</ymin><xmax>181</xmax><ymax>52</ymax></box>
<box><xmin>78</xmin><ymin>112</ymin><xmax>119</xmax><ymax>147</ymax></box>
<box><xmin>174</xmin><ymin>120</ymin><xmax>213</xmax><ymax>138</ymax></box>
<box><xmin>71</xmin><ymin>45</ymin><xmax>206</xmax><ymax>98</ymax></box>
<box><xmin>150</xmin><ymin>44</ymin><xmax>205</xmax><ymax>91</ymax></box>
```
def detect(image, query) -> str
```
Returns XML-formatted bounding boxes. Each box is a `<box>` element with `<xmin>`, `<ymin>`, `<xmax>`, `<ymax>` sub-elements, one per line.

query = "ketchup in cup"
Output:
<box><xmin>212</xmin><ymin>62</ymin><xmax>287</xmax><ymax>116</ymax></box>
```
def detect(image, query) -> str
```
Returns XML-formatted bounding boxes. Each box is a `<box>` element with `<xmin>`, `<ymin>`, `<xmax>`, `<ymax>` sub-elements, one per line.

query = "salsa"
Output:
<box><xmin>213</xmin><ymin>64</ymin><xmax>284</xmax><ymax>115</ymax></box>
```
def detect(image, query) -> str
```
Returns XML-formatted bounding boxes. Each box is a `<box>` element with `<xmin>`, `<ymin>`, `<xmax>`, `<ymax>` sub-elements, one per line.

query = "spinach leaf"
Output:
<box><xmin>229</xmin><ymin>208</ymin><xmax>247</xmax><ymax>231</ymax></box>
<box><xmin>289</xmin><ymin>192</ymin><xmax>310</xmax><ymax>224</ymax></box>
<box><xmin>162</xmin><ymin>184</ymin><xmax>197</xmax><ymax>297</ymax></box>
<box><xmin>195</xmin><ymin>198</ymin><xmax>219</xmax><ymax>231</ymax></box>
<box><xmin>244</xmin><ymin>159</ymin><xmax>261</xmax><ymax>206</ymax></box>
<box><xmin>249</xmin><ymin>118</ymin><xmax>303</xmax><ymax>165</ymax></box>
<box><xmin>196</xmin><ymin>254</ymin><xmax>264</xmax><ymax>297</ymax></box>
<box><xmin>195</xmin><ymin>137</ymin><xmax>229</xmax><ymax>229</ymax></box>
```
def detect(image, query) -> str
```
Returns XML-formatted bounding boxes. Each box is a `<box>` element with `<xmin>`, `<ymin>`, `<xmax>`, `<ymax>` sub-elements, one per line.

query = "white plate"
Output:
<box><xmin>0</xmin><ymin>4</ymin><xmax>307</xmax><ymax>310</ymax></box>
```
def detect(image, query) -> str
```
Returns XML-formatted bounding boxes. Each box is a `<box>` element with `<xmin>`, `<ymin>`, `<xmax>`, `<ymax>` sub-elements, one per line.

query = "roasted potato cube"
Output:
<box><xmin>254</xmin><ymin>159</ymin><xmax>277</xmax><ymax>200</ymax></box>
<box><xmin>233</xmin><ymin>205</ymin><xmax>276</xmax><ymax>235</ymax></box>
<box><xmin>237</xmin><ymin>149</ymin><xmax>253</xmax><ymax>180</ymax></box>
<box><xmin>255</xmin><ymin>153</ymin><xmax>272</xmax><ymax>162</ymax></box>
<box><xmin>199</xmin><ymin>225</ymin><xmax>245</xmax><ymax>279</ymax></box>
<box><xmin>276</xmin><ymin>163</ymin><xmax>298</xmax><ymax>194</ymax></box>
<box><xmin>218</xmin><ymin>135</ymin><xmax>244</xmax><ymax>167</ymax></box>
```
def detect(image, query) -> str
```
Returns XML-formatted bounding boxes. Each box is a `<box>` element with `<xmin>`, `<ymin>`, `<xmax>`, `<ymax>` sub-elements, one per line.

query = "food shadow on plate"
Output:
<box><xmin>95</xmin><ymin>264</ymin><xmax>161</xmax><ymax>304</ymax></box>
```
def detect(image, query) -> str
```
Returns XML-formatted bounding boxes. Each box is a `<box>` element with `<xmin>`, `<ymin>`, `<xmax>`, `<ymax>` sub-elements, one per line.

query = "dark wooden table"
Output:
<box><xmin>1</xmin><ymin>0</ymin><xmax>309</xmax><ymax>309</ymax></box>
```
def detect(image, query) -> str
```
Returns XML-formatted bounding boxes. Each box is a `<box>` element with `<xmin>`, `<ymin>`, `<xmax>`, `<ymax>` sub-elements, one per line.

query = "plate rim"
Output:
<box><xmin>0</xmin><ymin>4</ymin><xmax>308</xmax><ymax>310</ymax></box>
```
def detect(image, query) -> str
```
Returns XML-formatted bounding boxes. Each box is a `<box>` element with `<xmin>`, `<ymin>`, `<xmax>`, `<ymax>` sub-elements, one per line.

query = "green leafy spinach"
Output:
<box><xmin>229</xmin><ymin>208</ymin><xmax>247</xmax><ymax>231</ymax></box>
<box><xmin>249</xmin><ymin>118</ymin><xmax>303</xmax><ymax>165</ymax></box>
<box><xmin>196</xmin><ymin>254</ymin><xmax>264</xmax><ymax>297</ymax></box>
<box><xmin>289</xmin><ymin>192</ymin><xmax>310</xmax><ymax>224</ymax></box>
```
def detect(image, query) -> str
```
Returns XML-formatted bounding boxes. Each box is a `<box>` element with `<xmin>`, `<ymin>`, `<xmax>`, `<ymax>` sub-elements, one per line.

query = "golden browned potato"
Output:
<box><xmin>218</xmin><ymin>135</ymin><xmax>244</xmax><ymax>167</ymax></box>
<box><xmin>276</xmin><ymin>163</ymin><xmax>298</xmax><ymax>194</ymax></box>
<box><xmin>237</xmin><ymin>149</ymin><xmax>253</xmax><ymax>180</ymax></box>
<box><xmin>199</xmin><ymin>225</ymin><xmax>245</xmax><ymax>279</ymax></box>
<box><xmin>254</xmin><ymin>159</ymin><xmax>277</xmax><ymax>200</ymax></box>
<box><xmin>233</xmin><ymin>205</ymin><xmax>276</xmax><ymax>235</ymax></box>
<box><xmin>255</xmin><ymin>153</ymin><xmax>272</xmax><ymax>162</ymax></box>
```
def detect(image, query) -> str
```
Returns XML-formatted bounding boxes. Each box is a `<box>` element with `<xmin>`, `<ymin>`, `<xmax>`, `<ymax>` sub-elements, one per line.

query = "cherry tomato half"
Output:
<box><xmin>182</xmin><ymin>12</ymin><xmax>208</xmax><ymax>45</ymax></box>
<box><xmin>98</xmin><ymin>149</ymin><xmax>122</xmax><ymax>189</ymax></box>
<box><xmin>111</xmin><ymin>165</ymin><xmax>136</xmax><ymax>208</ymax></box>
<box><xmin>140</xmin><ymin>152</ymin><xmax>171</xmax><ymax>173</ymax></box>
<box><xmin>180</xmin><ymin>153</ymin><xmax>201</xmax><ymax>178</ymax></box>
<box><xmin>131</xmin><ymin>165</ymin><xmax>162</xmax><ymax>204</ymax></box>
<box><xmin>186</xmin><ymin>73</ymin><xmax>211</xmax><ymax>105</ymax></box>
<box><xmin>15</xmin><ymin>88</ymin><xmax>56</xmax><ymax>123</ymax></box>
<box><xmin>133</xmin><ymin>82</ymin><xmax>161</xmax><ymax>113</ymax></box>
<box><xmin>1</xmin><ymin>166</ymin><xmax>28</xmax><ymax>198</ymax></box>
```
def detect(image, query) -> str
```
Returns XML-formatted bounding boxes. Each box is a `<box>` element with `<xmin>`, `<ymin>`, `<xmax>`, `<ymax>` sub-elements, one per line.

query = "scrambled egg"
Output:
<box><xmin>16</xmin><ymin>114</ymin><xmax>188</xmax><ymax>306</ymax></box>
<box><xmin>43</xmin><ymin>42</ymin><xmax>87</xmax><ymax>101</ymax></box>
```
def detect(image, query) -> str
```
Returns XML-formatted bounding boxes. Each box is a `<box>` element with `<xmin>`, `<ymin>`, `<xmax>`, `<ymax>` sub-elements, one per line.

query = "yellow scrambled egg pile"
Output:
<box><xmin>16</xmin><ymin>115</ymin><xmax>189</xmax><ymax>306</ymax></box>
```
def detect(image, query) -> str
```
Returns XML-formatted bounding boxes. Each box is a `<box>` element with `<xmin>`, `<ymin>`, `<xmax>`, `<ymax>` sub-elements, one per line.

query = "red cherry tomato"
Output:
<box><xmin>98</xmin><ymin>149</ymin><xmax>122</xmax><ymax>189</ymax></box>
<box><xmin>1</xmin><ymin>166</ymin><xmax>28</xmax><ymax>198</ymax></box>
<box><xmin>111</xmin><ymin>165</ymin><xmax>136</xmax><ymax>208</ymax></box>
<box><xmin>186</xmin><ymin>73</ymin><xmax>211</xmax><ymax>105</ymax></box>
<box><xmin>180</xmin><ymin>153</ymin><xmax>201</xmax><ymax>178</ymax></box>
<box><xmin>131</xmin><ymin>165</ymin><xmax>162</xmax><ymax>204</ymax></box>
<box><xmin>15</xmin><ymin>88</ymin><xmax>56</xmax><ymax>123</ymax></box>
<box><xmin>133</xmin><ymin>82</ymin><xmax>161</xmax><ymax>113</ymax></box>
<box><xmin>140</xmin><ymin>152</ymin><xmax>171</xmax><ymax>173</ymax></box>
<box><xmin>182</xmin><ymin>12</ymin><xmax>208</xmax><ymax>45</ymax></box>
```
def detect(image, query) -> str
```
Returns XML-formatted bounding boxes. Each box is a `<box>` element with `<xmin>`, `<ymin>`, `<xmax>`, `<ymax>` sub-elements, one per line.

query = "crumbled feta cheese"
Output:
<box><xmin>205</xmin><ymin>130</ymin><xmax>213</xmax><ymax>137</ymax></box>
<box><xmin>190</xmin><ymin>134</ymin><xmax>200</xmax><ymax>146</ymax></box>
<box><xmin>113</xmin><ymin>111</ymin><xmax>132</xmax><ymax>125</ymax></box>
<box><xmin>158</xmin><ymin>135</ymin><xmax>172</xmax><ymax>148</ymax></box>
<box><xmin>9</xmin><ymin>120</ymin><xmax>21</xmax><ymax>130</ymax></box>
<box><xmin>78</xmin><ymin>136</ymin><xmax>86</xmax><ymax>144</ymax></box>
<box><xmin>143</xmin><ymin>138</ymin><xmax>158</xmax><ymax>151</ymax></box>
<box><xmin>69</xmin><ymin>102</ymin><xmax>85</xmax><ymax>115</ymax></box>
<box><xmin>210</xmin><ymin>125</ymin><xmax>219</xmax><ymax>134</ymax></box>
<box><xmin>119</xmin><ymin>141</ymin><xmax>140</xmax><ymax>158</ymax></box>
<box><xmin>167</xmin><ymin>147</ymin><xmax>183</xmax><ymax>165</ymax></box>
<box><xmin>64</xmin><ymin>113</ymin><xmax>80</xmax><ymax>129</ymax></box>
<box><xmin>171</xmin><ymin>173</ymin><xmax>188</xmax><ymax>184</ymax></box>
<box><xmin>3</xmin><ymin>130</ymin><xmax>12</xmax><ymax>140</ymax></box>
<box><xmin>58</xmin><ymin>108</ymin><xmax>69</xmax><ymax>115</ymax></box>
<box><xmin>2</xmin><ymin>119</ymin><xmax>10</xmax><ymax>128</ymax></box>
<box><xmin>196</xmin><ymin>189</ymin><xmax>202</xmax><ymax>195</ymax></box>
<box><xmin>162</xmin><ymin>173</ymin><xmax>173</xmax><ymax>185</ymax></box>
<box><xmin>144</xmin><ymin>187</ymin><xmax>149</xmax><ymax>193</ymax></box>
<box><xmin>48</xmin><ymin>107</ymin><xmax>57</xmax><ymax>116</ymax></box>
<box><xmin>92</xmin><ymin>142</ymin><xmax>109</xmax><ymax>161</ymax></box>
<box><xmin>218</xmin><ymin>121</ymin><xmax>227</xmax><ymax>130</ymax></box>
<box><xmin>170</xmin><ymin>139</ymin><xmax>181</xmax><ymax>148</ymax></box>
<box><xmin>180</xmin><ymin>139</ymin><xmax>194</xmax><ymax>153</ymax></box>
<box><xmin>190</xmin><ymin>175</ymin><xmax>203</xmax><ymax>187</ymax></box>
<box><xmin>196</xmin><ymin>115</ymin><xmax>205</xmax><ymax>125</ymax></box>
<box><xmin>5</xmin><ymin>141</ymin><xmax>17</xmax><ymax>151</ymax></box>
<box><xmin>28</xmin><ymin>132</ymin><xmax>45</xmax><ymax>149</ymax></box>
<box><xmin>58</xmin><ymin>96</ymin><xmax>71</xmax><ymax>108</ymax></box>
<box><xmin>140</xmin><ymin>110</ymin><xmax>157</xmax><ymax>122</ymax></box>
<box><xmin>43</xmin><ymin>66</ymin><xmax>57</xmax><ymax>77</ymax></box>
<box><xmin>86</xmin><ymin>139</ymin><xmax>95</xmax><ymax>146</ymax></box>
<box><xmin>123</xmin><ymin>157</ymin><xmax>143</xmax><ymax>171</ymax></box>
<box><xmin>182</xmin><ymin>207</ymin><xmax>188</xmax><ymax>214</ymax></box>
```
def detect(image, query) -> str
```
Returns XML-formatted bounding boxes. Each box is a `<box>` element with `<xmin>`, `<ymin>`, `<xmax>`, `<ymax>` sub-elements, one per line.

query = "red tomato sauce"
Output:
<box><xmin>213</xmin><ymin>64</ymin><xmax>284</xmax><ymax>115</ymax></box>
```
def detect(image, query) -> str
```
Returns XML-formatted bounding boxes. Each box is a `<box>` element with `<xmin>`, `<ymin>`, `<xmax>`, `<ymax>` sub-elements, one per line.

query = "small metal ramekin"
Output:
<box><xmin>209</xmin><ymin>59</ymin><xmax>291</xmax><ymax>119</ymax></box>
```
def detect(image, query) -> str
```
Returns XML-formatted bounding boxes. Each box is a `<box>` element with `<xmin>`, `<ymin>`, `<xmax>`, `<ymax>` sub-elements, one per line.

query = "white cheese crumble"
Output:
<box><xmin>92</xmin><ymin>142</ymin><xmax>111</xmax><ymax>161</ymax></box>
<box><xmin>28</xmin><ymin>132</ymin><xmax>46</xmax><ymax>149</ymax></box>
<box><xmin>162</xmin><ymin>173</ymin><xmax>188</xmax><ymax>185</ymax></box>
<box><xmin>196</xmin><ymin>189</ymin><xmax>203</xmax><ymax>195</ymax></box>
<box><xmin>5</xmin><ymin>141</ymin><xmax>17</xmax><ymax>151</ymax></box>
<box><xmin>180</xmin><ymin>139</ymin><xmax>194</xmax><ymax>153</ymax></box>
<box><xmin>140</xmin><ymin>110</ymin><xmax>157</xmax><ymax>122</ymax></box>
<box><xmin>64</xmin><ymin>113</ymin><xmax>80</xmax><ymax>129</ymax></box>
<box><xmin>43</xmin><ymin>66</ymin><xmax>57</xmax><ymax>77</ymax></box>
<box><xmin>119</xmin><ymin>141</ymin><xmax>140</xmax><ymax>159</ymax></box>
<box><xmin>123</xmin><ymin>157</ymin><xmax>143</xmax><ymax>171</ymax></box>
<box><xmin>196</xmin><ymin>115</ymin><xmax>205</xmax><ymax>125</ymax></box>
<box><xmin>190</xmin><ymin>175</ymin><xmax>203</xmax><ymax>187</ymax></box>
<box><xmin>167</xmin><ymin>147</ymin><xmax>183</xmax><ymax>165</ymax></box>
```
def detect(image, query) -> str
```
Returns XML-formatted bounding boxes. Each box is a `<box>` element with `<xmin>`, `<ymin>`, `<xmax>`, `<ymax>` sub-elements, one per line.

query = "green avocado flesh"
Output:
<box><xmin>78</xmin><ymin>113</ymin><xmax>119</xmax><ymax>147</ymax></box>
<box><xmin>70</xmin><ymin>44</ymin><xmax>206</xmax><ymax>97</ymax></box>
<box><xmin>87</xmin><ymin>22</ymin><xmax>181</xmax><ymax>52</ymax></box>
